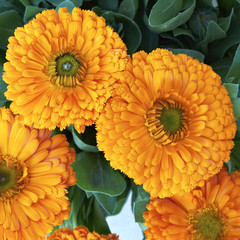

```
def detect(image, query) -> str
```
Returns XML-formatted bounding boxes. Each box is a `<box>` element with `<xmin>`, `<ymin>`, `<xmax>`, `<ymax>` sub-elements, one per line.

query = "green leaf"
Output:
<box><xmin>94</xmin><ymin>193</ymin><xmax>116</xmax><ymax>215</ymax></box>
<box><xmin>169</xmin><ymin>48</ymin><xmax>205</xmax><ymax>62</ymax></box>
<box><xmin>173</xmin><ymin>27</ymin><xmax>196</xmax><ymax>40</ymax></box>
<box><xmin>146</xmin><ymin>0</ymin><xmax>196</xmax><ymax>33</ymax></box>
<box><xmin>208</xmin><ymin>20</ymin><xmax>240</xmax><ymax>61</ymax></box>
<box><xmin>56</xmin><ymin>0</ymin><xmax>75</xmax><ymax>13</ymax></box>
<box><xmin>97</xmin><ymin>0</ymin><xmax>118</xmax><ymax>11</ymax></box>
<box><xmin>48</xmin><ymin>0</ymin><xmax>65</xmax><ymax>6</ymax></box>
<box><xmin>211</xmin><ymin>57</ymin><xmax>233</xmax><ymax>81</ymax></box>
<box><xmin>24</xmin><ymin>6</ymin><xmax>45</xmax><ymax>23</ymax></box>
<box><xmin>72</xmin><ymin>151</ymin><xmax>126</xmax><ymax>196</ymax></box>
<box><xmin>0</xmin><ymin>10</ymin><xmax>23</xmax><ymax>29</ymax></box>
<box><xmin>118</xmin><ymin>0</ymin><xmax>139</xmax><ymax>19</ymax></box>
<box><xmin>0</xmin><ymin>64</ymin><xmax>7</xmax><ymax>102</ymax></box>
<box><xmin>71</xmin><ymin>125</ymin><xmax>99</xmax><ymax>152</ymax></box>
<box><xmin>218</xmin><ymin>8</ymin><xmax>234</xmax><ymax>32</ymax></box>
<box><xmin>196</xmin><ymin>21</ymin><xmax>226</xmax><ymax>53</ymax></box>
<box><xmin>0</xmin><ymin>10</ymin><xmax>24</xmax><ymax>50</ymax></box>
<box><xmin>70</xmin><ymin>0</ymin><xmax>83</xmax><ymax>7</ymax></box>
<box><xmin>92</xmin><ymin>198</ymin><xmax>110</xmax><ymax>234</ymax></box>
<box><xmin>225</xmin><ymin>44</ymin><xmax>240</xmax><ymax>83</ymax></box>
<box><xmin>227</xmin><ymin>140</ymin><xmax>240</xmax><ymax>173</ymax></box>
<box><xmin>224</xmin><ymin>83</ymin><xmax>239</xmax><ymax>98</ymax></box>
<box><xmin>223</xmin><ymin>83</ymin><xmax>240</xmax><ymax>126</ymax></box>
<box><xmin>131</xmin><ymin>183</ymin><xmax>150</xmax><ymax>223</ymax></box>
<box><xmin>102</xmin><ymin>11</ymin><xmax>142</xmax><ymax>54</ymax></box>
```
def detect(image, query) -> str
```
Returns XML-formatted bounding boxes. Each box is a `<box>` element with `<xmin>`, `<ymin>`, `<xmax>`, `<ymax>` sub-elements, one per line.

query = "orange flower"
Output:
<box><xmin>96</xmin><ymin>49</ymin><xmax>236</xmax><ymax>198</ymax></box>
<box><xmin>47</xmin><ymin>225</ymin><xmax>119</xmax><ymax>240</ymax></box>
<box><xmin>143</xmin><ymin>167</ymin><xmax>240</xmax><ymax>240</ymax></box>
<box><xmin>3</xmin><ymin>7</ymin><xmax>127</xmax><ymax>133</ymax></box>
<box><xmin>0</xmin><ymin>107</ymin><xmax>76</xmax><ymax>240</ymax></box>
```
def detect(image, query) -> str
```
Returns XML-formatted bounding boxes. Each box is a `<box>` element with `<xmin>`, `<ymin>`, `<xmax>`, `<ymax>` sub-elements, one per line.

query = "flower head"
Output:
<box><xmin>47</xmin><ymin>225</ymin><xmax>119</xmax><ymax>239</ymax></box>
<box><xmin>96</xmin><ymin>49</ymin><xmax>236</xmax><ymax>198</ymax></box>
<box><xmin>143</xmin><ymin>167</ymin><xmax>240</xmax><ymax>239</ymax></box>
<box><xmin>3</xmin><ymin>7</ymin><xmax>127</xmax><ymax>133</ymax></box>
<box><xmin>0</xmin><ymin>107</ymin><xmax>76</xmax><ymax>240</ymax></box>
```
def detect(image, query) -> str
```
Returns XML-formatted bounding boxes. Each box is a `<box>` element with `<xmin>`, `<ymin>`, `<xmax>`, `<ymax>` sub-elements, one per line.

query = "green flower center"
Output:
<box><xmin>159</xmin><ymin>107</ymin><xmax>182</xmax><ymax>134</ymax></box>
<box><xmin>56</xmin><ymin>53</ymin><xmax>80</xmax><ymax>76</ymax></box>
<box><xmin>48</xmin><ymin>51</ymin><xmax>87</xmax><ymax>87</ymax></box>
<box><xmin>145</xmin><ymin>100</ymin><xmax>188</xmax><ymax>145</ymax></box>
<box><xmin>192</xmin><ymin>210</ymin><xmax>225</xmax><ymax>240</ymax></box>
<box><xmin>0</xmin><ymin>164</ymin><xmax>17</xmax><ymax>194</ymax></box>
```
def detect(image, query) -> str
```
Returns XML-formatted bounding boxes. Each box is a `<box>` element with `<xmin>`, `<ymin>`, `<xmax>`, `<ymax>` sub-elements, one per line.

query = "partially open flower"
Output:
<box><xmin>47</xmin><ymin>225</ymin><xmax>119</xmax><ymax>239</ymax></box>
<box><xmin>143</xmin><ymin>167</ymin><xmax>240</xmax><ymax>239</ymax></box>
<box><xmin>3</xmin><ymin>7</ymin><xmax>127</xmax><ymax>133</ymax></box>
<box><xmin>0</xmin><ymin>107</ymin><xmax>76</xmax><ymax>240</ymax></box>
<box><xmin>97</xmin><ymin>48</ymin><xmax>236</xmax><ymax>198</ymax></box>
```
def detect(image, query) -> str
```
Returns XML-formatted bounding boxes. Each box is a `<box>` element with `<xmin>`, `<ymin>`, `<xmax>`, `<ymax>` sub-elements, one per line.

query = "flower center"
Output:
<box><xmin>145</xmin><ymin>100</ymin><xmax>188</xmax><ymax>145</ymax></box>
<box><xmin>48</xmin><ymin>51</ymin><xmax>87</xmax><ymax>87</ymax></box>
<box><xmin>191</xmin><ymin>209</ymin><xmax>226</xmax><ymax>240</ymax></box>
<box><xmin>0</xmin><ymin>156</ymin><xmax>27</xmax><ymax>199</ymax></box>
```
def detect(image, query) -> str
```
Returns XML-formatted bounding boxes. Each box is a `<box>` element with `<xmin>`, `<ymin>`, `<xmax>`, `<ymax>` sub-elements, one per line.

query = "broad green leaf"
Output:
<box><xmin>224</xmin><ymin>83</ymin><xmax>240</xmax><ymax>125</ymax></box>
<box><xmin>211</xmin><ymin>57</ymin><xmax>233</xmax><ymax>81</ymax></box>
<box><xmin>196</xmin><ymin>21</ymin><xmax>226</xmax><ymax>53</ymax></box>
<box><xmin>218</xmin><ymin>8</ymin><xmax>233</xmax><ymax>32</ymax></box>
<box><xmin>225</xmin><ymin>44</ymin><xmax>240</xmax><ymax>83</ymax></box>
<box><xmin>169</xmin><ymin>48</ymin><xmax>205</xmax><ymax>62</ymax></box>
<box><xmin>97</xmin><ymin>0</ymin><xmax>118</xmax><ymax>11</ymax></box>
<box><xmin>224</xmin><ymin>83</ymin><xmax>239</xmax><ymax>98</ymax></box>
<box><xmin>56</xmin><ymin>0</ymin><xmax>75</xmax><ymax>13</ymax></box>
<box><xmin>227</xmin><ymin>140</ymin><xmax>240</xmax><ymax>173</ymax></box>
<box><xmin>72</xmin><ymin>151</ymin><xmax>126</xmax><ymax>196</ymax></box>
<box><xmin>0</xmin><ymin>10</ymin><xmax>23</xmax><ymax>29</ymax></box>
<box><xmin>94</xmin><ymin>193</ymin><xmax>116</xmax><ymax>215</ymax></box>
<box><xmin>24</xmin><ymin>6</ymin><xmax>45</xmax><ymax>23</ymax></box>
<box><xmin>0</xmin><ymin>65</ymin><xmax>7</xmax><ymax>102</ymax></box>
<box><xmin>71</xmin><ymin>125</ymin><xmax>99</xmax><ymax>152</ymax></box>
<box><xmin>131</xmin><ymin>183</ymin><xmax>150</xmax><ymax>223</ymax></box>
<box><xmin>49</xmin><ymin>0</ymin><xmax>66</xmax><ymax>6</ymax></box>
<box><xmin>50</xmin><ymin>0</ymin><xmax>82</xmax><ymax>7</ymax></box>
<box><xmin>173</xmin><ymin>27</ymin><xmax>195</xmax><ymax>40</ymax></box>
<box><xmin>102</xmin><ymin>11</ymin><xmax>142</xmax><ymax>54</ymax></box>
<box><xmin>19</xmin><ymin>0</ymin><xmax>31</xmax><ymax>7</ymax></box>
<box><xmin>134</xmin><ymin>0</ymin><xmax>159</xmax><ymax>53</ymax></box>
<box><xmin>118</xmin><ymin>0</ymin><xmax>139</xmax><ymax>19</ymax></box>
<box><xmin>92</xmin><ymin>198</ymin><xmax>110</xmax><ymax>234</ymax></box>
<box><xmin>147</xmin><ymin>0</ymin><xmax>196</xmax><ymax>33</ymax></box>
<box><xmin>0</xmin><ymin>10</ymin><xmax>24</xmax><ymax>50</ymax></box>
<box><xmin>208</xmin><ymin>20</ymin><xmax>240</xmax><ymax>61</ymax></box>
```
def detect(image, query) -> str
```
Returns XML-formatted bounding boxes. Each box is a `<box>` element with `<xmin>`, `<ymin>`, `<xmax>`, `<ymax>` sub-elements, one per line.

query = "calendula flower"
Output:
<box><xmin>96</xmin><ymin>49</ymin><xmax>236</xmax><ymax>198</ymax></box>
<box><xmin>0</xmin><ymin>107</ymin><xmax>76</xmax><ymax>240</ymax></box>
<box><xmin>3</xmin><ymin>7</ymin><xmax>127</xmax><ymax>133</ymax></box>
<box><xmin>143</xmin><ymin>167</ymin><xmax>240</xmax><ymax>240</ymax></box>
<box><xmin>47</xmin><ymin>225</ymin><xmax>119</xmax><ymax>239</ymax></box>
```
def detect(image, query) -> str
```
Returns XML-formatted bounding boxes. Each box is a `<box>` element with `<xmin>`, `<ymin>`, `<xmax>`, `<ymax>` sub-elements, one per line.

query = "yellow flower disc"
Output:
<box><xmin>96</xmin><ymin>49</ymin><xmax>236</xmax><ymax>198</ymax></box>
<box><xmin>0</xmin><ymin>107</ymin><xmax>76</xmax><ymax>240</ymax></box>
<box><xmin>143</xmin><ymin>168</ymin><xmax>240</xmax><ymax>239</ymax></box>
<box><xmin>3</xmin><ymin>7</ymin><xmax>128</xmax><ymax>133</ymax></box>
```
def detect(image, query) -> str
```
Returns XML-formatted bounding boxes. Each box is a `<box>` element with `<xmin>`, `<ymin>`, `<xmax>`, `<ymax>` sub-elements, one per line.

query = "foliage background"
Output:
<box><xmin>0</xmin><ymin>0</ymin><xmax>240</xmax><ymax>238</ymax></box>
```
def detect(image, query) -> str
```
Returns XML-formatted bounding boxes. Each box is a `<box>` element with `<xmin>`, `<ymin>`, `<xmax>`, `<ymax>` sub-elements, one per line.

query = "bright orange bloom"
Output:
<box><xmin>47</xmin><ymin>225</ymin><xmax>119</xmax><ymax>239</ymax></box>
<box><xmin>143</xmin><ymin>168</ymin><xmax>240</xmax><ymax>240</ymax></box>
<box><xmin>0</xmin><ymin>107</ymin><xmax>76</xmax><ymax>240</ymax></box>
<box><xmin>3</xmin><ymin>7</ymin><xmax>127</xmax><ymax>133</ymax></box>
<box><xmin>96</xmin><ymin>49</ymin><xmax>236</xmax><ymax>198</ymax></box>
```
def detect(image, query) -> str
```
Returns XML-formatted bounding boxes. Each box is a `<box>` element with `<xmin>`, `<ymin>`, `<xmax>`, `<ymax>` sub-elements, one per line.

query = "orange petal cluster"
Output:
<box><xmin>3</xmin><ymin>7</ymin><xmax>127</xmax><ymax>133</ymax></box>
<box><xmin>0</xmin><ymin>107</ymin><xmax>76</xmax><ymax>240</ymax></box>
<box><xmin>96</xmin><ymin>48</ymin><xmax>236</xmax><ymax>198</ymax></box>
<box><xmin>143</xmin><ymin>167</ymin><xmax>240</xmax><ymax>239</ymax></box>
<box><xmin>47</xmin><ymin>225</ymin><xmax>119</xmax><ymax>240</ymax></box>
